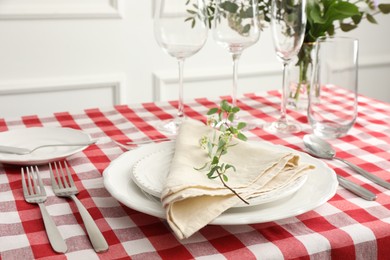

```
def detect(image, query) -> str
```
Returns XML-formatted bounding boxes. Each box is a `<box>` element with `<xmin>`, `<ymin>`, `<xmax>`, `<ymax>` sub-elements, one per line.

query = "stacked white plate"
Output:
<box><xmin>103</xmin><ymin>141</ymin><xmax>338</xmax><ymax>225</ymax></box>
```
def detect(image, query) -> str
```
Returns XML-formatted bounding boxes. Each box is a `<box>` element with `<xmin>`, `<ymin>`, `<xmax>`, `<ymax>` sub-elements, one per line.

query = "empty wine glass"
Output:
<box><xmin>264</xmin><ymin>0</ymin><xmax>306</xmax><ymax>134</ymax></box>
<box><xmin>212</xmin><ymin>0</ymin><xmax>260</xmax><ymax>123</ymax></box>
<box><xmin>154</xmin><ymin>0</ymin><xmax>208</xmax><ymax>134</ymax></box>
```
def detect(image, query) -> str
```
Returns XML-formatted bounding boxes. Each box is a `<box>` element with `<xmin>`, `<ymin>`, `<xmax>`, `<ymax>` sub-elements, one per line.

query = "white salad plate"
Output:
<box><xmin>0</xmin><ymin>127</ymin><xmax>93</xmax><ymax>165</ymax></box>
<box><xmin>103</xmin><ymin>141</ymin><xmax>338</xmax><ymax>225</ymax></box>
<box><xmin>131</xmin><ymin>142</ymin><xmax>308</xmax><ymax>207</ymax></box>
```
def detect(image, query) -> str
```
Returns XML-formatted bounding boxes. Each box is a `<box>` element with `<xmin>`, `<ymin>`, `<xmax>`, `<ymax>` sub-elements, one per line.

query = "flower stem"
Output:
<box><xmin>217</xmin><ymin>169</ymin><xmax>249</xmax><ymax>205</ymax></box>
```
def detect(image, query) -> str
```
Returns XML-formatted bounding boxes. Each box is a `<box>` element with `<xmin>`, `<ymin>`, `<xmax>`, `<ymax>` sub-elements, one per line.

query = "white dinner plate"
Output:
<box><xmin>0</xmin><ymin>127</ymin><xmax>93</xmax><ymax>165</ymax></box>
<box><xmin>103</xmin><ymin>141</ymin><xmax>338</xmax><ymax>225</ymax></box>
<box><xmin>131</xmin><ymin>142</ymin><xmax>308</xmax><ymax>207</ymax></box>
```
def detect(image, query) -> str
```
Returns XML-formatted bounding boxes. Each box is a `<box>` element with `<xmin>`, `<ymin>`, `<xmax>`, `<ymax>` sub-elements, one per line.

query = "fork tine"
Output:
<box><xmin>34</xmin><ymin>166</ymin><xmax>46</xmax><ymax>197</ymax></box>
<box><xmin>59</xmin><ymin>161</ymin><xmax>70</xmax><ymax>188</ymax></box>
<box><xmin>26</xmin><ymin>167</ymin><xmax>34</xmax><ymax>195</ymax></box>
<box><xmin>55</xmin><ymin>161</ymin><xmax>66</xmax><ymax>189</ymax></box>
<box><xmin>21</xmin><ymin>168</ymin><xmax>28</xmax><ymax>196</ymax></box>
<box><xmin>64</xmin><ymin>161</ymin><xmax>75</xmax><ymax>187</ymax></box>
<box><xmin>49</xmin><ymin>163</ymin><xmax>59</xmax><ymax>189</ymax></box>
<box><xmin>29</xmin><ymin>166</ymin><xmax>40</xmax><ymax>195</ymax></box>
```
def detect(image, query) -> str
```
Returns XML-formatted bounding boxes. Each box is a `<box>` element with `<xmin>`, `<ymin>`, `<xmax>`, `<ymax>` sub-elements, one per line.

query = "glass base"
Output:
<box><xmin>263</xmin><ymin>119</ymin><xmax>300</xmax><ymax>134</ymax></box>
<box><xmin>310</xmin><ymin>121</ymin><xmax>352</xmax><ymax>139</ymax></box>
<box><xmin>157</xmin><ymin>117</ymin><xmax>184</xmax><ymax>135</ymax></box>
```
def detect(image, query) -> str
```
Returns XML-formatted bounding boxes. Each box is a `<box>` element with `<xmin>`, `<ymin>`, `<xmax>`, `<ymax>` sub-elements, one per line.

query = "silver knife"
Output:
<box><xmin>0</xmin><ymin>140</ymin><xmax>97</xmax><ymax>155</ymax></box>
<box><xmin>337</xmin><ymin>175</ymin><xmax>376</xmax><ymax>201</ymax></box>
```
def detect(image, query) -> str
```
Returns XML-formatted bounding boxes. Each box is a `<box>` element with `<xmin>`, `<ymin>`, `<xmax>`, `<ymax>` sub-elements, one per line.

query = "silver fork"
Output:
<box><xmin>49</xmin><ymin>161</ymin><xmax>108</xmax><ymax>253</ymax></box>
<box><xmin>21</xmin><ymin>166</ymin><xmax>67</xmax><ymax>253</ymax></box>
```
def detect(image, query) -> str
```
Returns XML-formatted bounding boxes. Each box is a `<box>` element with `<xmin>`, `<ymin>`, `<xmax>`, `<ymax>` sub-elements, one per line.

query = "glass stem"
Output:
<box><xmin>232</xmin><ymin>53</ymin><xmax>241</xmax><ymax>107</ymax></box>
<box><xmin>177</xmin><ymin>58</ymin><xmax>185</xmax><ymax>118</ymax></box>
<box><xmin>280</xmin><ymin>61</ymin><xmax>289</xmax><ymax>123</ymax></box>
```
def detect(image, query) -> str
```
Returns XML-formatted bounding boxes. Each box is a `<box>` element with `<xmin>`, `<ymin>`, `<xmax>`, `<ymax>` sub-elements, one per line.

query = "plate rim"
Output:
<box><xmin>103</xmin><ymin>141</ymin><xmax>338</xmax><ymax>225</ymax></box>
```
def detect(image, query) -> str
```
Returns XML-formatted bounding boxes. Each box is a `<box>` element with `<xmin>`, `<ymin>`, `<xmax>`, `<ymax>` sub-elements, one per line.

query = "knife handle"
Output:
<box><xmin>337</xmin><ymin>175</ymin><xmax>376</xmax><ymax>201</ymax></box>
<box><xmin>335</xmin><ymin>157</ymin><xmax>390</xmax><ymax>190</ymax></box>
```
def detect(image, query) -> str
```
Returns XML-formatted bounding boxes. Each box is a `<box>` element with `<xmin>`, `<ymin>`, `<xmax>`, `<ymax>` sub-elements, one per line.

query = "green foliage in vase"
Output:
<box><xmin>187</xmin><ymin>0</ymin><xmax>389</xmax><ymax>39</ymax></box>
<box><xmin>196</xmin><ymin>100</ymin><xmax>249</xmax><ymax>204</ymax></box>
<box><xmin>186</xmin><ymin>0</ymin><xmax>271</xmax><ymax>30</ymax></box>
<box><xmin>293</xmin><ymin>0</ymin><xmax>390</xmax><ymax>102</ymax></box>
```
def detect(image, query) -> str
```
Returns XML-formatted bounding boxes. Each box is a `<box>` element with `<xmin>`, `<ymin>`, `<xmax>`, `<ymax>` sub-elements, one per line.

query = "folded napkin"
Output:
<box><xmin>161</xmin><ymin>119</ymin><xmax>314</xmax><ymax>239</ymax></box>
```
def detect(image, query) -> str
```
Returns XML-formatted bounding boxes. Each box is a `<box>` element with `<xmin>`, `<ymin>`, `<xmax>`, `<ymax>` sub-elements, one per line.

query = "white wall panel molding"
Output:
<box><xmin>359</xmin><ymin>54</ymin><xmax>390</xmax><ymax>69</ymax></box>
<box><xmin>0</xmin><ymin>0</ymin><xmax>121</xmax><ymax>20</ymax></box>
<box><xmin>153</xmin><ymin>53</ymin><xmax>390</xmax><ymax>102</ymax></box>
<box><xmin>153</xmin><ymin>65</ymin><xmax>281</xmax><ymax>101</ymax></box>
<box><xmin>0</xmin><ymin>75</ymin><xmax>126</xmax><ymax>117</ymax></box>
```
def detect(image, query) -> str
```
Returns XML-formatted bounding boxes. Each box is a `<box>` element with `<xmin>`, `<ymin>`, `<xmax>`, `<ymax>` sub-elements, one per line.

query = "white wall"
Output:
<box><xmin>0</xmin><ymin>0</ymin><xmax>389</xmax><ymax>118</ymax></box>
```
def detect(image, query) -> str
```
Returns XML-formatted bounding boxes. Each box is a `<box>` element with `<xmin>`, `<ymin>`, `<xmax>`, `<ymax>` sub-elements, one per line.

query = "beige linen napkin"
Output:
<box><xmin>161</xmin><ymin>119</ymin><xmax>314</xmax><ymax>239</ymax></box>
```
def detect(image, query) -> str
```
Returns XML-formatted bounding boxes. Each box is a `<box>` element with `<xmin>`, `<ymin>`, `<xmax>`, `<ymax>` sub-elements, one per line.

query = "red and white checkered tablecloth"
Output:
<box><xmin>1</xmin><ymin>89</ymin><xmax>389</xmax><ymax>259</ymax></box>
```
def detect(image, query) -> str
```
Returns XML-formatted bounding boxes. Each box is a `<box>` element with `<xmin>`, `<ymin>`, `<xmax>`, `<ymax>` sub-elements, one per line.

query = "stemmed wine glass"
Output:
<box><xmin>154</xmin><ymin>0</ymin><xmax>208</xmax><ymax>134</ymax></box>
<box><xmin>212</xmin><ymin>0</ymin><xmax>260</xmax><ymax>123</ymax></box>
<box><xmin>264</xmin><ymin>0</ymin><xmax>306</xmax><ymax>133</ymax></box>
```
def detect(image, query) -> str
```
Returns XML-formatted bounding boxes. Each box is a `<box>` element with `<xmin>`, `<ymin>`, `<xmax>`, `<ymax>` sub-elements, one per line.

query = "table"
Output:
<box><xmin>1</xmin><ymin>90</ymin><xmax>389</xmax><ymax>259</ymax></box>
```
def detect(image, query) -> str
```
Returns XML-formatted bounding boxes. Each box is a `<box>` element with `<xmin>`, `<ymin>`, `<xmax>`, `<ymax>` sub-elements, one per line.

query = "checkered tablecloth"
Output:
<box><xmin>1</xmin><ymin>89</ymin><xmax>389</xmax><ymax>259</ymax></box>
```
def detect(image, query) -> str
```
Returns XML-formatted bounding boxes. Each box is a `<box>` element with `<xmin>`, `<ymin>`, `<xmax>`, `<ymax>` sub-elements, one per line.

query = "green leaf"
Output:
<box><xmin>237</xmin><ymin>132</ymin><xmax>247</xmax><ymax>141</ymax></box>
<box><xmin>340</xmin><ymin>23</ymin><xmax>357</xmax><ymax>32</ymax></box>
<box><xmin>217</xmin><ymin>138</ymin><xmax>226</xmax><ymax>151</ymax></box>
<box><xmin>220</xmin><ymin>1</ymin><xmax>239</xmax><ymax>13</ymax></box>
<box><xmin>240</xmin><ymin>6</ymin><xmax>254</xmax><ymax>18</ymax></box>
<box><xmin>227</xmin><ymin>113</ymin><xmax>235</xmax><ymax>122</ymax></box>
<box><xmin>326</xmin><ymin>24</ymin><xmax>335</xmax><ymax>36</ymax></box>
<box><xmin>237</xmin><ymin>122</ymin><xmax>246</xmax><ymax>130</ymax></box>
<box><xmin>211</xmin><ymin>156</ymin><xmax>219</xmax><ymax>165</ymax></box>
<box><xmin>326</xmin><ymin>2</ymin><xmax>359</xmax><ymax>22</ymax></box>
<box><xmin>207</xmin><ymin>107</ymin><xmax>219</xmax><ymax>115</ymax></box>
<box><xmin>207</xmin><ymin>166</ymin><xmax>219</xmax><ymax>178</ymax></box>
<box><xmin>194</xmin><ymin>162</ymin><xmax>209</xmax><ymax>171</ymax></box>
<box><xmin>231</xmin><ymin>106</ymin><xmax>240</xmax><ymax>113</ymax></box>
<box><xmin>379</xmin><ymin>3</ymin><xmax>390</xmax><ymax>14</ymax></box>
<box><xmin>309</xmin><ymin>4</ymin><xmax>325</xmax><ymax>24</ymax></box>
<box><xmin>223</xmin><ymin>174</ymin><xmax>228</xmax><ymax>182</ymax></box>
<box><xmin>225</xmin><ymin>164</ymin><xmax>236</xmax><ymax>172</ymax></box>
<box><xmin>366</xmin><ymin>13</ymin><xmax>377</xmax><ymax>24</ymax></box>
<box><xmin>351</xmin><ymin>13</ymin><xmax>362</xmax><ymax>25</ymax></box>
<box><xmin>241</xmin><ymin>24</ymin><xmax>251</xmax><ymax>34</ymax></box>
<box><xmin>221</xmin><ymin>100</ymin><xmax>231</xmax><ymax>112</ymax></box>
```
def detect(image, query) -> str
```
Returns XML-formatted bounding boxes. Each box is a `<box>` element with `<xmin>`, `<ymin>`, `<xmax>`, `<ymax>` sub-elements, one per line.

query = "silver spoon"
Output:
<box><xmin>303</xmin><ymin>135</ymin><xmax>376</xmax><ymax>200</ymax></box>
<box><xmin>303</xmin><ymin>134</ymin><xmax>390</xmax><ymax>190</ymax></box>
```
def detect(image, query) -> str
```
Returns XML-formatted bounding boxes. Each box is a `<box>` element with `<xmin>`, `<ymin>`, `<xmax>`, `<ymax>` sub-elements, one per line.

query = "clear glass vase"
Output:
<box><xmin>287</xmin><ymin>42</ymin><xmax>316</xmax><ymax>111</ymax></box>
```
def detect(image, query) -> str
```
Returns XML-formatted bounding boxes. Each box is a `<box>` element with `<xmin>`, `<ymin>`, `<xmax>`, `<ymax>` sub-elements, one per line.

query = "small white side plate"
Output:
<box><xmin>0</xmin><ymin>127</ymin><xmax>93</xmax><ymax>165</ymax></box>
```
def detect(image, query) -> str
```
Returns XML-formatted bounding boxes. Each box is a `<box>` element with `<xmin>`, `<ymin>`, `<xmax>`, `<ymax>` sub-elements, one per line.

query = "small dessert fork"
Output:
<box><xmin>49</xmin><ymin>161</ymin><xmax>108</xmax><ymax>253</ymax></box>
<box><xmin>21</xmin><ymin>166</ymin><xmax>67</xmax><ymax>253</ymax></box>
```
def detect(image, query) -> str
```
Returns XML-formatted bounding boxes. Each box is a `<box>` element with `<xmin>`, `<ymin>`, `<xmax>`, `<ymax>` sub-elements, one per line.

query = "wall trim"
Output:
<box><xmin>0</xmin><ymin>0</ymin><xmax>121</xmax><ymax>20</ymax></box>
<box><xmin>153</xmin><ymin>54</ymin><xmax>390</xmax><ymax>101</ymax></box>
<box><xmin>0</xmin><ymin>75</ymin><xmax>127</xmax><ymax>106</ymax></box>
<box><xmin>153</xmin><ymin>64</ymin><xmax>280</xmax><ymax>101</ymax></box>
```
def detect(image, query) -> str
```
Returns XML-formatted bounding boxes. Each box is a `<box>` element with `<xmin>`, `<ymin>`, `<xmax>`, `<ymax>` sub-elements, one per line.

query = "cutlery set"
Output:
<box><xmin>21</xmin><ymin>162</ymin><xmax>108</xmax><ymax>254</ymax></box>
<box><xmin>303</xmin><ymin>134</ymin><xmax>390</xmax><ymax>200</ymax></box>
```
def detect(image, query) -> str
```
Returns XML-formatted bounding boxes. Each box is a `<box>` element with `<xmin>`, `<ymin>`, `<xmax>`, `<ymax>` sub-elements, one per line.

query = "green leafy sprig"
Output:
<box><xmin>186</xmin><ymin>0</ymin><xmax>271</xmax><ymax>30</ymax></box>
<box><xmin>196</xmin><ymin>100</ymin><xmax>249</xmax><ymax>204</ymax></box>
